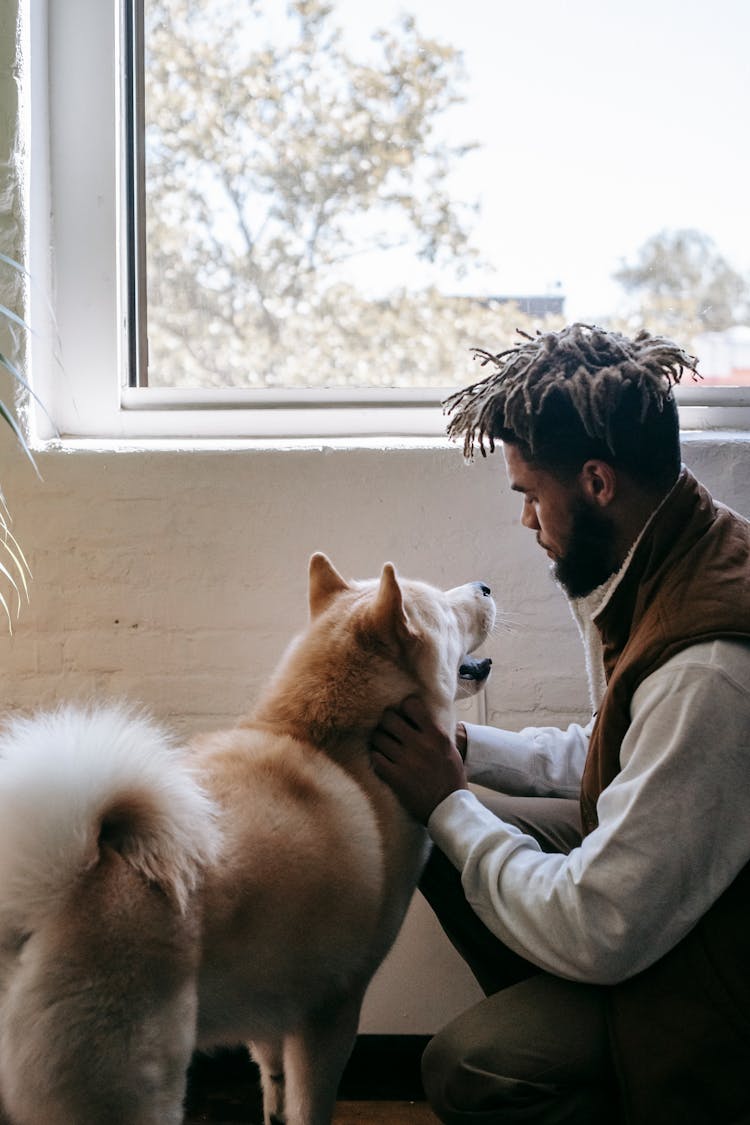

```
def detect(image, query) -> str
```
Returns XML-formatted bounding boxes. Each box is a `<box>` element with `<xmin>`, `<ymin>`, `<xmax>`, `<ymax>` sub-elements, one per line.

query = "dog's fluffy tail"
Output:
<box><xmin>0</xmin><ymin>704</ymin><xmax>220</xmax><ymax>931</ymax></box>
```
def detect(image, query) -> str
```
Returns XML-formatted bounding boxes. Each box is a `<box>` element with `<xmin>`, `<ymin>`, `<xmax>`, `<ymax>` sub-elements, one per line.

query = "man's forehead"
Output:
<box><xmin>502</xmin><ymin>443</ymin><xmax>538</xmax><ymax>490</ymax></box>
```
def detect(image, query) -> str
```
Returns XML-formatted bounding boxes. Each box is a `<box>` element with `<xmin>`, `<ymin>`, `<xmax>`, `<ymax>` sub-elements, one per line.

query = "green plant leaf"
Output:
<box><xmin>0</xmin><ymin>350</ymin><xmax>58</xmax><ymax>437</ymax></box>
<box><xmin>0</xmin><ymin>586</ymin><xmax>14</xmax><ymax>635</ymax></box>
<box><xmin>0</xmin><ymin>557</ymin><xmax>22</xmax><ymax>615</ymax></box>
<box><xmin>0</xmin><ymin>398</ymin><xmax>41</xmax><ymax>477</ymax></box>
<box><xmin>0</xmin><ymin>252</ymin><xmax>64</xmax><ymax>369</ymax></box>
<box><xmin>0</xmin><ymin>527</ymin><xmax>31</xmax><ymax>626</ymax></box>
<box><xmin>0</xmin><ymin>541</ymin><xmax>30</xmax><ymax>603</ymax></box>
<box><xmin>0</xmin><ymin>252</ymin><xmax>45</xmax><ymax>631</ymax></box>
<box><xmin>0</xmin><ymin>251</ymin><xmax>29</xmax><ymax>277</ymax></box>
<box><xmin>0</xmin><ymin>301</ymin><xmax>32</xmax><ymax>335</ymax></box>
<box><xmin>0</xmin><ymin>513</ymin><xmax>31</xmax><ymax>584</ymax></box>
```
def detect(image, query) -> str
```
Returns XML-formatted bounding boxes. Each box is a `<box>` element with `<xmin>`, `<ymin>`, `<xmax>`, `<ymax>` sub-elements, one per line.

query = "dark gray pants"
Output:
<box><xmin>419</xmin><ymin>791</ymin><xmax>622</xmax><ymax>1124</ymax></box>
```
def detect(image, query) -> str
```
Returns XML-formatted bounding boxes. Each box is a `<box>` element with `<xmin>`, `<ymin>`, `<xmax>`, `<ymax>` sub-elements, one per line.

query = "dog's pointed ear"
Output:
<box><xmin>371</xmin><ymin>563</ymin><xmax>415</xmax><ymax>644</ymax></box>
<box><xmin>309</xmin><ymin>553</ymin><xmax>350</xmax><ymax>618</ymax></box>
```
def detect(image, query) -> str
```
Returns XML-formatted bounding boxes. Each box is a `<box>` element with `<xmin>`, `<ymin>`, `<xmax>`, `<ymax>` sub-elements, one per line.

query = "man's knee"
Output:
<box><xmin>421</xmin><ymin>1022</ymin><xmax>468</xmax><ymax>1120</ymax></box>
<box><xmin>420</xmin><ymin>977</ymin><xmax>618</xmax><ymax>1125</ymax></box>
<box><xmin>422</xmin><ymin>1024</ymin><xmax>536</xmax><ymax>1122</ymax></box>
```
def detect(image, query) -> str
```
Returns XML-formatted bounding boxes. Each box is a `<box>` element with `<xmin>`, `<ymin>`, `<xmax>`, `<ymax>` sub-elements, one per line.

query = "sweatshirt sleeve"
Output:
<box><xmin>463</xmin><ymin>718</ymin><xmax>592</xmax><ymax>798</ymax></box>
<box><xmin>431</xmin><ymin>640</ymin><xmax>750</xmax><ymax>985</ymax></box>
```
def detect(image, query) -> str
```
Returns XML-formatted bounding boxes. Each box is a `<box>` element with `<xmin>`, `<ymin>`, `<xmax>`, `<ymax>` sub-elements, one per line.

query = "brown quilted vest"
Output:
<box><xmin>580</xmin><ymin>468</ymin><xmax>750</xmax><ymax>1123</ymax></box>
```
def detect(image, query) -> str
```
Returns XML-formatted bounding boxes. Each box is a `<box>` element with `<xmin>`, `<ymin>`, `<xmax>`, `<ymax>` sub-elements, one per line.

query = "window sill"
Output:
<box><xmin>30</xmin><ymin>427</ymin><xmax>750</xmax><ymax>459</ymax></box>
<box><xmin>32</xmin><ymin>386</ymin><xmax>750</xmax><ymax>446</ymax></box>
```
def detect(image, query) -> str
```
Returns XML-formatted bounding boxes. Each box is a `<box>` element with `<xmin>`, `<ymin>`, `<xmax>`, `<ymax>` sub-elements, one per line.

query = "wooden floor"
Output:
<box><xmin>185</xmin><ymin>1096</ymin><xmax>440</xmax><ymax>1123</ymax></box>
<box><xmin>182</xmin><ymin>1040</ymin><xmax>438</xmax><ymax>1123</ymax></box>
<box><xmin>184</xmin><ymin>1100</ymin><xmax>438</xmax><ymax>1124</ymax></box>
<box><xmin>185</xmin><ymin>1103</ymin><xmax>438</xmax><ymax>1124</ymax></box>
<box><xmin>333</xmin><ymin>1102</ymin><xmax>439</xmax><ymax>1124</ymax></box>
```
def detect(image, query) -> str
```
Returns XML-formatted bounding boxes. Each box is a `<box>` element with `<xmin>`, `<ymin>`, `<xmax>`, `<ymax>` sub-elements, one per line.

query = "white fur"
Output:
<box><xmin>0</xmin><ymin>704</ymin><xmax>220</xmax><ymax>926</ymax></box>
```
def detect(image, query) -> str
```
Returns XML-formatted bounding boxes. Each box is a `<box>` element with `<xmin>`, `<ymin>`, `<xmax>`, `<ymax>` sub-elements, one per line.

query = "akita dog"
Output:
<box><xmin>0</xmin><ymin>554</ymin><xmax>495</xmax><ymax>1125</ymax></box>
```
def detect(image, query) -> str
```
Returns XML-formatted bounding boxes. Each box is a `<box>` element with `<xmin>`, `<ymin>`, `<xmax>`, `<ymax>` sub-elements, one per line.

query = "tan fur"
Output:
<box><xmin>0</xmin><ymin>556</ymin><xmax>495</xmax><ymax>1125</ymax></box>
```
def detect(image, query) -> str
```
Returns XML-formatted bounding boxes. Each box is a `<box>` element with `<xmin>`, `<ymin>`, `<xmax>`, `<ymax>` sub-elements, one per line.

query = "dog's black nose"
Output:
<box><xmin>459</xmin><ymin>656</ymin><xmax>493</xmax><ymax>681</ymax></box>
<box><xmin>475</xmin><ymin>582</ymin><xmax>491</xmax><ymax>596</ymax></box>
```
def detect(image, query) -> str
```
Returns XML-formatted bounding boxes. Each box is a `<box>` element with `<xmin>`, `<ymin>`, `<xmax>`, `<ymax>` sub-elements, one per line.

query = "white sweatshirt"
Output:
<box><xmin>428</xmin><ymin>632</ymin><xmax>750</xmax><ymax>986</ymax></box>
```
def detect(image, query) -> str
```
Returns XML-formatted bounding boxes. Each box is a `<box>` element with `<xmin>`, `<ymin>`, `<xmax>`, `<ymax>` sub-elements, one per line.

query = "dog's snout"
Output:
<box><xmin>475</xmin><ymin>581</ymin><xmax>492</xmax><ymax>597</ymax></box>
<box><xmin>459</xmin><ymin>656</ymin><xmax>493</xmax><ymax>682</ymax></box>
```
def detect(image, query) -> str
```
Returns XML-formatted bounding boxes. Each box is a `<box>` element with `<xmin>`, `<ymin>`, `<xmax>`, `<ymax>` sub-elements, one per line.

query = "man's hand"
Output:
<box><xmin>370</xmin><ymin>696</ymin><xmax>468</xmax><ymax>824</ymax></box>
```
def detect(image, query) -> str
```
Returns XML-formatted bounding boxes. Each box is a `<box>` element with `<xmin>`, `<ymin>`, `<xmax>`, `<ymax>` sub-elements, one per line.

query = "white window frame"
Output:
<box><xmin>25</xmin><ymin>0</ymin><xmax>750</xmax><ymax>445</ymax></box>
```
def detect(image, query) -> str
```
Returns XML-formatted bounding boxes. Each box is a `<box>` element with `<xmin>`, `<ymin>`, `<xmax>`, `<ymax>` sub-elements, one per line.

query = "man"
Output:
<box><xmin>371</xmin><ymin>323</ymin><xmax>750</xmax><ymax>1124</ymax></box>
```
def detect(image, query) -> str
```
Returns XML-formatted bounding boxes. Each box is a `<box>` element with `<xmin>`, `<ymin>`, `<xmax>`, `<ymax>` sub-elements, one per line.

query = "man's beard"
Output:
<box><xmin>550</xmin><ymin>500</ymin><xmax>618</xmax><ymax>599</ymax></box>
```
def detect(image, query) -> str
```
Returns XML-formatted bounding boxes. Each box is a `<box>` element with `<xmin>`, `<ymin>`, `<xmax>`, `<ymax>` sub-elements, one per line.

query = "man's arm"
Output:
<box><xmin>374</xmin><ymin>641</ymin><xmax>750</xmax><ymax>985</ymax></box>
<box><xmin>462</xmin><ymin>718</ymin><xmax>591</xmax><ymax>798</ymax></box>
<box><xmin>372</xmin><ymin>705</ymin><xmax>591</xmax><ymax>814</ymax></box>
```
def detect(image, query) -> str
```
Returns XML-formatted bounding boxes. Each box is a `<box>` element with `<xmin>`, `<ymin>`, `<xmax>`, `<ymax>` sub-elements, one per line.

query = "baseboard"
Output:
<box><xmin>186</xmin><ymin>1034</ymin><xmax>431</xmax><ymax>1111</ymax></box>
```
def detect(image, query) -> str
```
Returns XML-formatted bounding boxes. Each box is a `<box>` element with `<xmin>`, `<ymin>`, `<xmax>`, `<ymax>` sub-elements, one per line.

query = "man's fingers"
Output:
<box><xmin>377</xmin><ymin>710</ymin><xmax>405</xmax><ymax>738</ymax></box>
<box><xmin>375</xmin><ymin>704</ymin><xmax>423</xmax><ymax>744</ymax></box>
<box><xmin>371</xmin><ymin>748</ymin><xmax>398</xmax><ymax>779</ymax></box>
<box><xmin>399</xmin><ymin>695</ymin><xmax>430</xmax><ymax>728</ymax></box>
<box><xmin>370</xmin><ymin>728</ymin><xmax>401</xmax><ymax>759</ymax></box>
<box><xmin>379</xmin><ymin>696</ymin><xmax>431</xmax><ymax>734</ymax></box>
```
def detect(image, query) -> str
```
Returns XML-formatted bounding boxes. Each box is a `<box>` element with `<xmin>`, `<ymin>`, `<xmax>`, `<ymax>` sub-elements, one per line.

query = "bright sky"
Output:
<box><xmin>337</xmin><ymin>0</ymin><xmax>750</xmax><ymax>321</ymax></box>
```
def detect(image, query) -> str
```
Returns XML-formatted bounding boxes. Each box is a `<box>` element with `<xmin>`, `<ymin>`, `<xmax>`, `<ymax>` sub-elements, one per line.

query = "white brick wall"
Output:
<box><xmin>3</xmin><ymin>0</ymin><xmax>749</xmax><ymax>1045</ymax></box>
<box><xmin>1</xmin><ymin>444</ymin><xmax>591</xmax><ymax>736</ymax></box>
<box><xmin>0</xmin><ymin>430</ymin><xmax>747</xmax><ymax>1031</ymax></box>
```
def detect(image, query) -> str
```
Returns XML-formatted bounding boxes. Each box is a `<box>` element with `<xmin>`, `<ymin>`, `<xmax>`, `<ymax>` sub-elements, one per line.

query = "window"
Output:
<box><xmin>27</xmin><ymin>0</ymin><xmax>750</xmax><ymax>440</ymax></box>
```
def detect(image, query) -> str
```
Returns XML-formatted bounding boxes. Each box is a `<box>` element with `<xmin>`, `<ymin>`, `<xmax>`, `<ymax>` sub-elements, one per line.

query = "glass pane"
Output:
<box><xmin>142</xmin><ymin>0</ymin><xmax>750</xmax><ymax>390</ymax></box>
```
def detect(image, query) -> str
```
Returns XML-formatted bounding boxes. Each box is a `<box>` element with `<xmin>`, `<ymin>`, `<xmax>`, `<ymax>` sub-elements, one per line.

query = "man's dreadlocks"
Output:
<box><xmin>444</xmin><ymin>324</ymin><xmax>699</xmax><ymax>486</ymax></box>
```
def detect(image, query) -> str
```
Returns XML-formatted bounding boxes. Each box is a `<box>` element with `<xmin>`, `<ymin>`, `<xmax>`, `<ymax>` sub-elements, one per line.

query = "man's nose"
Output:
<box><xmin>521</xmin><ymin>500</ymin><xmax>539</xmax><ymax>531</ymax></box>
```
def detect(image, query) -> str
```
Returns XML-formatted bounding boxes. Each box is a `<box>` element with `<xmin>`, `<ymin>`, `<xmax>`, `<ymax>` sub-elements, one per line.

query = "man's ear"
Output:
<box><xmin>371</xmin><ymin>563</ymin><xmax>415</xmax><ymax>644</ymax></box>
<box><xmin>308</xmin><ymin>553</ymin><xmax>350</xmax><ymax>618</ymax></box>
<box><xmin>579</xmin><ymin>460</ymin><xmax>617</xmax><ymax>507</ymax></box>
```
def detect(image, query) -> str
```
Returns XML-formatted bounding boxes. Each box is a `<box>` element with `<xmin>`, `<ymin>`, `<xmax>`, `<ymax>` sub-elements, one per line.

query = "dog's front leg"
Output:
<box><xmin>281</xmin><ymin>992</ymin><xmax>363</xmax><ymax>1125</ymax></box>
<box><xmin>249</xmin><ymin>1038</ymin><xmax>286</xmax><ymax>1125</ymax></box>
